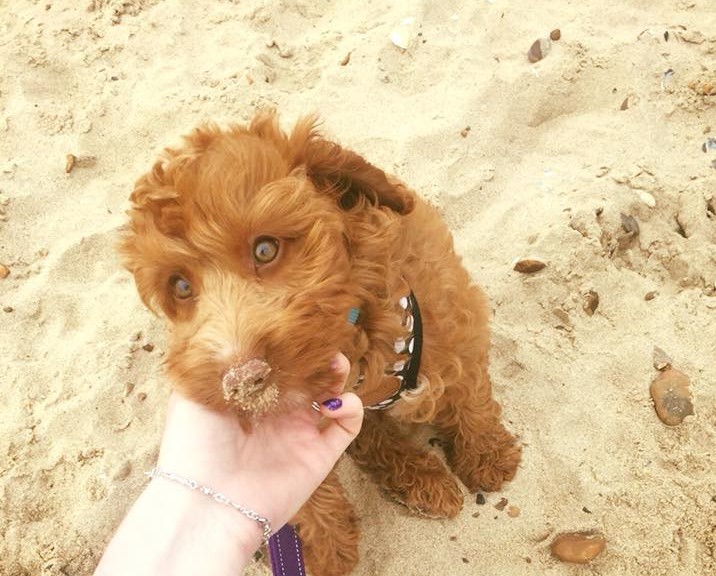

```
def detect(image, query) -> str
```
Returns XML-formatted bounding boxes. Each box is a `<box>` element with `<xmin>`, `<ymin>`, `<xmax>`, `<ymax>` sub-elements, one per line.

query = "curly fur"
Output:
<box><xmin>120</xmin><ymin>110</ymin><xmax>521</xmax><ymax>576</ymax></box>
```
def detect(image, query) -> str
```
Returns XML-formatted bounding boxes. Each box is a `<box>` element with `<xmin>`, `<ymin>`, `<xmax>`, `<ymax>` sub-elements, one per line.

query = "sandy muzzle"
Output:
<box><xmin>221</xmin><ymin>358</ymin><xmax>279</xmax><ymax>415</ymax></box>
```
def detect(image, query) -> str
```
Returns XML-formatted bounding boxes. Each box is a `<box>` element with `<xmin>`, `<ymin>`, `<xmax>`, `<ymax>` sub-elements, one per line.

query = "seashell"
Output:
<box><xmin>638</xmin><ymin>191</ymin><xmax>656</xmax><ymax>207</ymax></box>
<box><xmin>390</xmin><ymin>16</ymin><xmax>418</xmax><ymax>50</ymax></box>
<box><xmin>528</xmin><ymin>38</ymin><xmax>551</xmax><ymax>63</ymax></box>
<box><xmin>551</xmin><ymin>531</ymin><xmax>606</xmax><ymax>564</ymax></box>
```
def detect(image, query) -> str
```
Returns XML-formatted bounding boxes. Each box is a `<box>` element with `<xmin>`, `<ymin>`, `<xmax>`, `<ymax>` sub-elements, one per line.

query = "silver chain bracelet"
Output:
<box><xmin>145</xmin><ymin>466</ymin><xmax>273</xmax><ymax>544</ymax></box>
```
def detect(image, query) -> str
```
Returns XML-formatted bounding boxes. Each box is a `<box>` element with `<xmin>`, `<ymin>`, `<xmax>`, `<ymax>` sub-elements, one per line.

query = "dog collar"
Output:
<box><xmin>363</xmin><ymin>291</ymin><xmax>424</xmax><ymax>411</ymax></box>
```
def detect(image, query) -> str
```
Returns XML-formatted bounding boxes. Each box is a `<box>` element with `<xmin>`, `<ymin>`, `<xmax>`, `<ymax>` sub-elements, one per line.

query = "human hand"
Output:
<box><xmin>154</xmin><ymin>352</ymin><xmax>363</xmax><ymax>546</ymax></box>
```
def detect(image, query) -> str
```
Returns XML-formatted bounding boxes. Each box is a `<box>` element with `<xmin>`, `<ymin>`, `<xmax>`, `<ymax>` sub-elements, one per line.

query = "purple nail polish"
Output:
<box><xmin>322</xmin><ymin>397</ymin><xmax>343</xmax><ymax>411</ymax></box>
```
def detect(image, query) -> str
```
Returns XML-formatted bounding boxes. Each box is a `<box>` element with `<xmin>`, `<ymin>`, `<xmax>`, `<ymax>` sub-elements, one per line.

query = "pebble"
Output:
<box><xmin>620</xmin><ymin>97</ymin><xmax>629</xmax><ymax>111</ymax></box>
<box><xmin>494</xmin><ymin>497</ymin><xmax>508</xmax><ymax>511</ymax></box>
<box><xmin>3</xmin><ymin>306</ymin><xmax>13</xmax><ymax>313</ymax></box>
<box><xmin>112</xmin><ymin>461</ymin><xmax>132</xmax><ymax>481</ymax></box>
<box><xmin>137</xmin><ymin>392</ymin><xmax>147</xmax><ymax>402</ymax></box>
<box><xmin>620</xmin><ymin>213</ymin><xmax>640</xmax><ymax>236</ymax></box>
<box><xmin>65</xmin><ymin>154</ymin><xmax>76</xmax><ymax>173</ymax></box>
<box><xmin>528</xmin><ymin>38</ymin><xmax>552</xmax><ymax>63</ymax></box>
<box><xmin>460</xmin><ymin>126</ymin><xmax>471</xmax><ymax>138</ymax></box>
<box><xmin>124</xmin><ymin>382</ymin><xmax>135</xmax><ymax>397</ymax></box>
<box><xmin>550</xmin><ymin>531</ymin><xmax>606</xmax><ymax>564</ymax></box>
<box><xmin>0</xmin><ymin>264</ymin><xmax>9</xmax><ymax>279</ymax></box>
<box><xmin>550</xmin><ymin>29</ymin><xmax>561</xmax><ymax>41</ymax></box>
<box><xmin>582</xmin><ymin>290</ymin><xmax>599</xmax><ymax>316</ymax></box>
<box><xmin>652</xmin><ymin>346</ymin><xmax>673</xmax><ymax>371</ymax></box>
<box><xmin>644</xmin><ymin>291</ymin><xmax>658</xmax><ymax>301</ymax></box>
<box><xmin>142</xmin><ymin>343</ymin><xmax>155</xmax><ymax>352</ymax></box>
<box><xmin>476</xmin><ymin>493</ymin><xmax>486</xmax><ymax>505</ymax></box>
<box><xmin>507</xmin><ymin>505</ymin><xmax>521</xmax><ymax>518</ymax></box>
<box><xmin>689</xmin><ymin>79</ymin><xmax>716</xmax><ymax>96</ymax></box>
<box><xmin>340</xmin><ymin>52</ymin><xmax>351</xmax><ymax>66</ymax></box>
<box><xmin>650</xmin><ymin>368</ymin><xmax>694</xmax><ymax>426</ymax></box>
<box><xmin>513</xmin><ymin>258</ymin><xmax>546</xmax><ymax>273</ymax></box>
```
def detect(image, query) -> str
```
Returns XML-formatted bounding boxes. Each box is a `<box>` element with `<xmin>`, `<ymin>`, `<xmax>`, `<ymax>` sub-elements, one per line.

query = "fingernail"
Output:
<box><xmin>322</xmin><ymin>397</ymin><xmax>343</xmax><ymax>411</ymax></box>
<box><xmin>329</xmin><ymin>357</ymin><xmax>341</xmax><ymax>372</ymax></box>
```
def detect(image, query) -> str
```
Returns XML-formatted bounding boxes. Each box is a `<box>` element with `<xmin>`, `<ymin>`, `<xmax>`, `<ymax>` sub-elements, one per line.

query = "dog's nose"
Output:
<box><xmin>221</xmin><ymin>358</ymin><xmax>279</xmax><ymax>414</ymax></box>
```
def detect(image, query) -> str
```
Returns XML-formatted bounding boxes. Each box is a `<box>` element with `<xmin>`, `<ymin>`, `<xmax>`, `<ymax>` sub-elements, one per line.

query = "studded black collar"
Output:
<box><xmin>365</xmin><ymin>291</ymin><xmax>424</xmax><ymax>411</ymax></box>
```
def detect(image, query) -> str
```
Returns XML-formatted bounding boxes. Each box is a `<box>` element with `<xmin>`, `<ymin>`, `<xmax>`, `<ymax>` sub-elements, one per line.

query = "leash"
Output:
<box><xmin>268</xmin><ymin>524</ymin><xmax>306</xmax><ymax>576</ymax></box>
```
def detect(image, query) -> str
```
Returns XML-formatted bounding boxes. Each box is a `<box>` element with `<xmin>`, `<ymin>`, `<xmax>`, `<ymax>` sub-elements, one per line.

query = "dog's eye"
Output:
<box><xmin>253</xmin><ymin>237</ymin><xmax>279</xmax><ymax>264</ymax></box>
<box><xmin>170</xmin><ymin>275</ymin><xmax>193</xmax><ymax>299</ymax></box>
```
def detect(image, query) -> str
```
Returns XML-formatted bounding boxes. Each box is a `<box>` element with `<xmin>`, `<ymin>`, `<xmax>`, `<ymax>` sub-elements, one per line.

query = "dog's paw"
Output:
<box><xmin>387</xmin><ymin>452</ymin><xmax>464</xmax><ymax>519</ymax></box>
<box><xmin>449</xmin><ymin>430</ymin><xmax>521</xmax><ymax>493</ymax></box>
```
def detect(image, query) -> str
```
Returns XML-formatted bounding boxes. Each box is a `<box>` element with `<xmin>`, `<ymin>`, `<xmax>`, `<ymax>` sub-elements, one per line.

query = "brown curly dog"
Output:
<box><xmin>120</xmin><ymin>111</ymin><xmax>521</xmax><ymax>576</ymax></box>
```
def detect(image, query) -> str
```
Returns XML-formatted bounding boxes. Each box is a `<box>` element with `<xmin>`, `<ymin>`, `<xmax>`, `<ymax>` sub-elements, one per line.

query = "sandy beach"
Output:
<box><xmin>1</xmin><ymin>0</ymin><xmax>715</xmax><ymax>574</ymax></box>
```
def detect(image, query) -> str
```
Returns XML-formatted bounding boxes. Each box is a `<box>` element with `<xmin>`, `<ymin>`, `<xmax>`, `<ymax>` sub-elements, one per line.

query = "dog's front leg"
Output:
<box><xmin>348</xmin><ymin>411</ymin><xmax>463</xmax><ymax>518</ymax></box>
<box><xmin>437</xmin><ymin>368</ymin><xmax>521</xmax><ymax>493</ymax></box>
<box><xmin>292</xmin><ymin>467</ymin><xmax>359</xmax><ymax>576</ymax></box>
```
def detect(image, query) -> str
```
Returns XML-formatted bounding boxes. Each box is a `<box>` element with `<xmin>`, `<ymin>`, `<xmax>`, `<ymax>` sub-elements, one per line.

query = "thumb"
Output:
<box><xmin>318</xmin><ymin>392</ymin><xmax>364</xmax><ymax>454</ymax></box>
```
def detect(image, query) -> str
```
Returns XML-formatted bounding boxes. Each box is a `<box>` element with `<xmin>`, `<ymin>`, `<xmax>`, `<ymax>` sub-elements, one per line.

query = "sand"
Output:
<box><xmin>1</xmin><ymin>0</ymin><xmax>715</xmax><ymax>574</ymax></box>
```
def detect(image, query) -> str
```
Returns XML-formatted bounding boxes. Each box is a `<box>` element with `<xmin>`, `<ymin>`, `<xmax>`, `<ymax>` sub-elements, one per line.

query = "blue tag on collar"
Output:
<box><xmin>347</xmin><ymin>308</ymin><xmax>361</xmax><ymax>325</ymax></box>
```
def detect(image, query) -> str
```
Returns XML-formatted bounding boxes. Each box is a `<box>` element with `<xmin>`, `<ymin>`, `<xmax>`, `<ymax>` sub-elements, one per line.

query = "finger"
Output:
<box><xmin>319</xmin><ymin>392</ymin><xmax>364</xmax><ymax>453</ymax></box>
<box><xmin>327</xmin><ymin>352</ymin><xmax>351</xmax><ymax>394</ymax></box>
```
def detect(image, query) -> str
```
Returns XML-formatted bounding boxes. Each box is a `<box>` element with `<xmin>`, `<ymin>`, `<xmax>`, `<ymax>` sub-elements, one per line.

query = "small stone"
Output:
<box><xmin>472</xmin><ymin>511</ymin><xmax>480</xmax><ymax>518</ymax></box>
<box><xmin>550</xmin><ymin>29</ymin><xmax>561</xmax><ymax>41</ymax></box>
<box><xmin>582</xmin><ymin>506</ymin><xmax>592</xmax><ymax>514</ymax></box>
<box><xmin>340</xmin><ymin>52</ymin><xmax>351</xmax><ymax>66</ymax></box>
<box><xmin>650</xmin><ymin>368</ymin><xmax>694</xmax><ymax>426</ymax></box>
<box><xmin>507</xmin><ymin>505</ymin><xmax>521</xmax><ymax>518</ymax></box>
<box><xmin>653</xmin><ymin>346</ymin><xmax>673</xmax><ymax>371</ymax></box>
<box><xmin>124</xmin><ymin>382</ymin><xmax>135</xmax><ymax>397</ymax></box>
<box><xmin>476</xmin><ymin>493</ymin><xmax>486</xmax><ymax>505</ymax></box>
<box><xmin>583</xmin><ymin>290</ymin><xmax>599</xmax><ymax>316</ymax></box>
<box><xmin>553</xmin><ymin>308</ymin><xmax>570</xmax><ymax>325</ymax></box>
<box><xmin>3</xmin><ymin>306</ymin><xmax>13</xmax><ymax>313</ymax></box>
<box><xmin>65</xmin><ymin>154</ymin><xmax>76</xmax><ymax>173</ymax></box>
<box><xmin>620</xmin><ymin>97</ymin><xmax>629</xmax><ymax>111</ymax></box>
<box><xmin>644</xmin><ymin>291</ymin><xmax>657</xmax><ymax>301</ymax></box>
<box><xmin>137</xmin><ymin>392</ymin><xmax>147</xmax><ymax>402</ymax></box>
<box><xmin>513</xmin><ymin>258</ymin><xmax>546</xmax><ymax>273</ymax></box>
<box><xmin>461</xmin><ymin>557</ymin><xmax>469</xmax><ymax>563</ymax></box>
<box><xmin>551</xmin><ymin>531</ymin><xmax>606</xmax><ymax>564</ymax></box>
<box><xmin>620</xmin><ymin>213</ymin><xmax>640</xmax><ymax>236</ymax></box>
<box><xmin>449</xmin><ymin>535</ymin><xmax>457</xmax><ymax>542</ymax></box>
<box><xmin>0</xmin><ymin>264</ymin><xmax>9</xmax><ymax>279</ymax></box>
<box><xmin>495</xmin><ymin>497</ymin><xmax>508</xmax><ymax>511</ymax></box>
<box><xmin>142</xmin><ymin>343</ymin><xmax>155</xmax><ymax>352</ymax></box>
<box><xmin>460</xmin><ymin>126</ymin><xmax>471</xmax><ymax>138</ymax></box>
<box><xmin>528</xmin><ymin>38</ymin><xmax>552</xmax><ymax>63</ymax></box>
<box><xmin>112</xmin><ymin>461</ymin><xmax>132</xmax><ymax>481</ymax></box>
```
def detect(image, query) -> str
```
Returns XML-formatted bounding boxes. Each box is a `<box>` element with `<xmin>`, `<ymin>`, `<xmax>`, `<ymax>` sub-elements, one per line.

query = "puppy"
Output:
<box><xmin>120</xmin><ymin>111</ymin><xmax>521</xmax><ymax>576</ymax></box>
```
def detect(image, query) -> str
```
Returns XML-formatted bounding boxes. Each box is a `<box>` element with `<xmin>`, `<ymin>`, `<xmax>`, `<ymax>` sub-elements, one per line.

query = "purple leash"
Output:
<box><xmin>268</xmin><ymin>524</ymin><xmax>306</xmax><ymax>576</ymax></box>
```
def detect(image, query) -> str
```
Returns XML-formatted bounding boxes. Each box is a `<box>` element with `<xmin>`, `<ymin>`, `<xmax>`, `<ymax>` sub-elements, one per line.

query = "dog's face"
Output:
<box><xmin>120</xmin><ymin>112</ymin><xmax>414</xmax><ymax>415</ymax></box>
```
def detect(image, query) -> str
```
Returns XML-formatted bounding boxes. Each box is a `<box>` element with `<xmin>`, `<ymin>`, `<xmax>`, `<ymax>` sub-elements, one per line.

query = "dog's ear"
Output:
<box><xmin>288</xmin><ymin>116</ymin><xmax>415</xmax><ymax>214</ymax></box>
